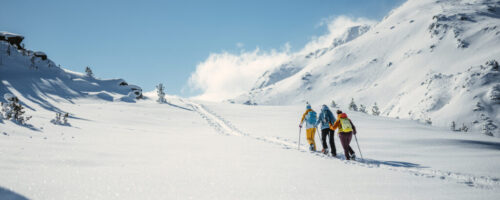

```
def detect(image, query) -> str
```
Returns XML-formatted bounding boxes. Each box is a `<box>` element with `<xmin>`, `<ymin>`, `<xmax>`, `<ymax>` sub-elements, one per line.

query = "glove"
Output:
<box><xmin>299</xmin><ymin>125</ymin><xmax>302</xmax><ymax>128</ymax></box>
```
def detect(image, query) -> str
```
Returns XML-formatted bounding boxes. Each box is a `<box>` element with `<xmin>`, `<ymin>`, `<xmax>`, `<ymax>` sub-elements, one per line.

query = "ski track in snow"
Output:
<box><xmin>183</xmin><ymin>99</ymin><xmax>500</xmax><ymax>190</ymax></box>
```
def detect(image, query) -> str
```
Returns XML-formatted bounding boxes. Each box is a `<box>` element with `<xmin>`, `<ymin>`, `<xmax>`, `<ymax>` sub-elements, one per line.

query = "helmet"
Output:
<box><xmin>306</xmin><ymin>104</ymin><xmax>312</xmax><ymax>109</ymax></box>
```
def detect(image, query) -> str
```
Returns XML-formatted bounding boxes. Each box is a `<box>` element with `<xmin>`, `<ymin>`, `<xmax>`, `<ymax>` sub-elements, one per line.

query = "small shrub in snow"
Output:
<box><xmin>460</xmin><ymin>123</ymin><xmax>469</xmax><ymax>132</ymax></box>
<box><xmin>349</xmin><ymin>98</ymin><xmax>358</xmax><ymax>111</ymax></box>
<box><xmin>485</xmin><ymin>60</ymin><xmax>499</xmax><ymax>71</ymax></box>
<box><xmin>473</xmin><ymin>102</ymin><xmax>483</xmax><ymax>111</ymax></box>
<box><xmin>30</xmin><ymin>56</ymin><xmax>37</xmax><ymax>70</ymax></box>
<box><xmin>450</xmin><ymin>121</ymin><xmax>456</xmax><ymax>131</ymax></box>
<box><xmin>359</xmin><ymin>104</ymin><xmax>367</xmax><ymax>113</ymax></box>
<box><xmin>331</xmin><ymin>100</ymin><xmax>337</xmax><ymax>108</ymax></box>
<box><xmin>1</xmin><ymin>93</ymin><xmax>31</xmax><ymax>124</ymax></box>
<box><xmin>85</xmin><ymin>66</ymin><xmax>94</xmax><ymax>77</ymax></box>
<box><xmin>425</xmin><ymin>118</ymin><xmax>432</xmax><ymax>125</ymax></box>
<box><xmin>51</xmin><ymin>112</ymin><xmax>69</xmax><ymax>125</ymax></box>
<box><xmin>156</xmin><ymin>83</ymin><xmax>167</xmax><ymax>103</ymax></box>
<box><xmin>371</xmin><ymin>102</ymin><xmax>381</xmax><ymax>116</ymax></box>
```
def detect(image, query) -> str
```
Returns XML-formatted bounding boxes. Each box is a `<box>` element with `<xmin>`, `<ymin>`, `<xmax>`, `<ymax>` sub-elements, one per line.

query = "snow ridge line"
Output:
<box><xmin>187</xmin><ymin>101</ymin><xmax>500</xmax><ymax>189</ymax></box>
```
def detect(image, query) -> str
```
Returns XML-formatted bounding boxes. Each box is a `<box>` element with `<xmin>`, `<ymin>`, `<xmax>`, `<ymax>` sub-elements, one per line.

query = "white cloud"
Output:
<box><xmin>188</xmin><ymin>16</ymin><xmax>376</xmax><ymax>101</ymax></box>
<box><xmin>236</xmin><ymin>42</ymin><xmax>244</xmax><ymax>48</ymax></box>
<box><xmin>189</xmin><ymin>47</ymin><xmax>291</xmax><ymax>101</ymax></box>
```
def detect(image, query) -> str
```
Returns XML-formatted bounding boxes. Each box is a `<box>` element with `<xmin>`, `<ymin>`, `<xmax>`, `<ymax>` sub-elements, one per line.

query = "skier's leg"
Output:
<box><xmin>346</xmin><ymin>132</ymin><xmax>355</xmax><ymax>156</ymax></box>
<box><xmin>306</xmin><ymin>128</ymin><xmax>315</xmax><ymax>150</ymax></box>
<box><xmin>311</xmin><ymin>128</ymin><xmax>317</xmax><ymax>150</ymax></box>
<box><xmin>329</xmin><ymin>129</ymin><xmax>336</xmax><ymax>155</ymax></box>
<box><xmin>321</xmin><ymin>128</ymin><xmax>328</xmax><ymax>150</ymax></box>
<box><xmin>339</xmin><ymin>133</ymin><xmax>350</xmax><ymax>159</ymax></box>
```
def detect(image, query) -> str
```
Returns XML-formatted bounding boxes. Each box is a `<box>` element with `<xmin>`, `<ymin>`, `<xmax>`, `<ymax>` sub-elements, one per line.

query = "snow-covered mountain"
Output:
<box><xmin>232</xmin><ymin>0</ymin><xmax>500</xmax><ymax>136</ymax></box>
<box><xmin>0</xmin><ymin>32</ymin><xmax>143</xmax><ymax>112</ymax></box>
<box><xmin>250</xmin><ymin>24</ymin><xmax>371</xmax><ymax>92</ymax></box>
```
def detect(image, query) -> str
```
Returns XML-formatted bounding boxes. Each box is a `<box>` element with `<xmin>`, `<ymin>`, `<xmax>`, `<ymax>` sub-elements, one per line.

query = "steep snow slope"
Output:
<box><xmin>233</xmin><ymin>0</ymin><xmax>500</xmax><ymax>136</ymax></box>
<box><xmin>0</xmin><ymin>33</ymin><xmax>142</xmax><ymax>113</ymax></box>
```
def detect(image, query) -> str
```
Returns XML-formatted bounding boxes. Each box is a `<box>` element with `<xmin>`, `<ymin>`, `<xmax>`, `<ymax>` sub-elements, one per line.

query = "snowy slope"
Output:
<box><xmin>1</xmin><ymin>96</ymin><xmax>500</xmax><ymax>199</ymax></box>
<box><xmin>232</xmin><ymin>0</ymin><xmax>500</xmax><ymax>136</ymax></box>
<box><xmin>0</xmin><ymin>34</ymin><xmax>143</xmax><ymax>113</ymax></box>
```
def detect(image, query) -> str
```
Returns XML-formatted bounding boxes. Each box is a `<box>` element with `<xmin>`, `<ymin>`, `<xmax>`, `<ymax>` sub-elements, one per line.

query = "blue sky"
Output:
<box><xmin>1</xmin><ymin>0</ymin><xmax>405</xmax><ymax>96</ymax></box>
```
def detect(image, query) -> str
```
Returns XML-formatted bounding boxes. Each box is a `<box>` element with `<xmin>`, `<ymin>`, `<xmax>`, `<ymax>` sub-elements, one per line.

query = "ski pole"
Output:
<box><xmin>354</xmin><ymin>134</ymin><xmax>363</xmax><ymax>159</ymax></box>
<box><xmin>298</xmin><ymin>127</ymin><xmax>302</xmax><ymax>150</ymax></box>
<box><xmin>316</xmin><ymin>127</ymin><xmax>322</xmax><ymax>149</ymax></box>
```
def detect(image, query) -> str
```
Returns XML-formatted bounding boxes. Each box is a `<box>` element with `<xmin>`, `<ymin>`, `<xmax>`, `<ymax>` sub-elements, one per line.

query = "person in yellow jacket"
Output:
<box><xmin>330</xmin><ymin>110</ymin><xmax>357</xmax><ymax>160</ymax></box>
<box><xmin>299</xmin><ymin>104</ymin><xmax>318</xmax><ymax>151</ymax></box>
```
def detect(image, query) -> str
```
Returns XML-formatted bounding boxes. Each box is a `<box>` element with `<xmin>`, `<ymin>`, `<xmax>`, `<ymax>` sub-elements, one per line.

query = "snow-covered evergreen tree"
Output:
<box><xmin>348</xmin><ymin>98</ymin><xmax>358</xmax><ymax>111</ymax></box>
<box><xmin>85</xmin><ymin>66</ymin><xmax>94</xmax><ymax>77</ymax></box>
<box><xmin>359</xmin><ymin>104</ymin><xmax>367</xmax><ymax>113</ymax></box>
<box><xmin>482</xmin><ymin>120</ymin><xmax>497</xmax><ymax>136</ymax></box>
<box><xmin>473</xmin><ymin>102</ymin><xmax>483</xmax><ymax>111</ymax></box>
<box><xmin>450</xmin><ymin>121</ymin><xmax>456</xmax><ymax>131</ymax></box>
<box><xmin>460</xmin><ymin>123</ymin><xmax>469</xmax><ymax>132</ymax></box>
<box><xmin>331</xmin><ymin>100</ymin><xmax>337</xmax><ymax>108</ymax></box>
<box><xmin>1</xmin><ymin>93</ymin><xmax>31</xmax><ymax>124</ymax></box>
<box><xmin>156</xmin><ymin>83</ymin><xmax>166</xmax><ymax>103</ymax></box>
<box><xmin>371</xmin><ymin>102</ymin><xmax>381</xmax><ymax>116</ymax></box>
<box><xmin>6</xmin><ymin>45</ymin><xmax>10</xmax><ymax>56</ymax></box>
<box><xmin>51</xmin><ymin>112</ymin><xmax>70</xmax><ymax>125</ymax></box>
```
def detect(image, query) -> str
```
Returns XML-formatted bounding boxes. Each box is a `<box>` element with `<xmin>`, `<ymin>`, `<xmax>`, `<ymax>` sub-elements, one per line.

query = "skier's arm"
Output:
<box><xmin>300</xmin><ymin>111</ymin><xmax>308</xmax><ymax>126</ymax></box>
<box><xmin>349</xmin><ymin>119</ymin><xmax>357</xmax><ymax>134</ymax></box>
<box><xmin>330</xmin><ymin>119</ymin><xmax>340</xmax><ymax>130</ymax></box>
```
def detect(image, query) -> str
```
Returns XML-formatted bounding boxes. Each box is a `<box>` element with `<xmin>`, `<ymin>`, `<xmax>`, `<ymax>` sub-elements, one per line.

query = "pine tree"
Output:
<box><xmin>359</xmin><ymin>104</ymin><xmax>367</xmax><ymax>113</ymax></box>
<box><xmin>156</xmin><ymin>83</ymin><xmax>166</xmax><ymax>103</ymax></box>
<box><xmin>1</xmin><ymin>94</ymin><xmax>31</xmax><ymax>124</ymax></box>
<box><xmin>51</xmin><ymin>112</ymin><xmax>70</xmax><ymax>125</ymax></box>
<box><xmin>331</xmin><ymin>100</ymin><xmax>337</xmax><ymax>108</ymax></box>
<box><xmin>371</xmin><ymin>102</ymin><xmax>381</xmax><ymax>116</ymax></box>
<box><xmin>450</xmin><ymin>121</ymin><xmax>456</xmax><ymax>131</ymax></box>
<box><xmin>349</xmin><ymin>98</ymin><xmax>358</xmax><ymax>111</ymax></box>
<box><xmin>482</xmin><ymin>120</ymin><xmax>497</xmax><ymax>136</ymax></box>
<box><xmin>460</xmin><ymin>123</ymin><xmax>469</xmax><ymax>132</ymax></box>
<box><xmin>85</xmin><ymin>66</ymin><xmax>94</xmax><ymax>77</ymax></box>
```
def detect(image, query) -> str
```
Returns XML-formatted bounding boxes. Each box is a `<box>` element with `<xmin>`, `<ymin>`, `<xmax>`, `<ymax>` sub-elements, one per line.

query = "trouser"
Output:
<box><xmin>306</xmin><ymin>128</ymin><xmax>316</xmax><ymax>150</ymax></box>
<box><xmin>339</xmin><ymin>131</ymin><xmax>355</xmax><ymax>159</ymax></box>
<box><xmin>321</xmin><ymin>128</ymin><xmax>336</xmax><ymax>155</ymax></box>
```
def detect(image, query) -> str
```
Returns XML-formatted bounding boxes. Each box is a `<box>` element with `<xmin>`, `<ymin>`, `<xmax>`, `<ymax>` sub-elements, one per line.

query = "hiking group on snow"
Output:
<box><xmin>299</xmin><ymin>104</ymin><xmax>359</xmax><ymax>160</ymax></box>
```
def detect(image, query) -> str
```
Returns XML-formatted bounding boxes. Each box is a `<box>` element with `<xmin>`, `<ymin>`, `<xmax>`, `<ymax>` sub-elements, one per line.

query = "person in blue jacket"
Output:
<box><xmin>315</xmin><ymin>104</ymin><xmax>337</xmax><ymax>156</ymax></box>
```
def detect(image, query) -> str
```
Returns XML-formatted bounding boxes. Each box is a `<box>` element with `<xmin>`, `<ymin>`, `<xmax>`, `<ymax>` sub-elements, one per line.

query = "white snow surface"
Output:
<box><xmin>229</xmin><ymin>0</ymin><xmax>500</xmax><ymax>136</ymax></box>
<box><xmin>1</xmin><ymin>97</ymin><xmax>500</xmax><ymax>199</ymax></box>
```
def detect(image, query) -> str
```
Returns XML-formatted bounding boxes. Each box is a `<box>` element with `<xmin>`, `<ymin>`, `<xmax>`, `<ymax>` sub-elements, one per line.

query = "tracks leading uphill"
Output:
<box><xmin>185</xmin><ymin>100</ymin><xmax>500</xmax><ymax>190</ymax></box>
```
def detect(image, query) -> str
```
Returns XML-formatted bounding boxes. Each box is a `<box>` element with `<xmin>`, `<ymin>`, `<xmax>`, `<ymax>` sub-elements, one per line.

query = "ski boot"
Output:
<box><xmin>321</xmin><ymin>149</ymin><xmax>328</xmax><ymax>154</ymax></box>
<box><xmin>309</xmin><ymin>144</ymin><xmax>315</xmax><ymax>151</ymax></box>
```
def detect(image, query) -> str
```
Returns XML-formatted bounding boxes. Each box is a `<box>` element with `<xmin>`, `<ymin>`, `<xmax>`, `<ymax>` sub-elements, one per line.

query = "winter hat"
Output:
<box><xmin>336</xmin><ymin>110</ymin><xmax>343</xmax><ymax>114</ymax></box>
<box><xmin>306</xmin><ymin>104</ymin><xmax>312</xmax><ymax>109</ymax></box>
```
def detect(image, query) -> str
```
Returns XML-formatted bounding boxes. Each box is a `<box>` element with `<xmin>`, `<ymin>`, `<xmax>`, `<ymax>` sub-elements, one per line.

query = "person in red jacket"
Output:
<box><xmin>330</xmin><ymin>110</ymin><xmax>357</xmax><ymax>160</ymax></box>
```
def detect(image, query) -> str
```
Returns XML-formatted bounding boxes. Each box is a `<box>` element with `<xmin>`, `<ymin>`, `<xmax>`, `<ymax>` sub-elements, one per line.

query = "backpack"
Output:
<box><xmin>339</xmin><ymin>118</ymin><xmax>353</xmax><ymax>132</ymax></box>
<box><xmin>306</xmin><ymin>110</ymin><xmax>317</xmax><ymax>125</ymax></box>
